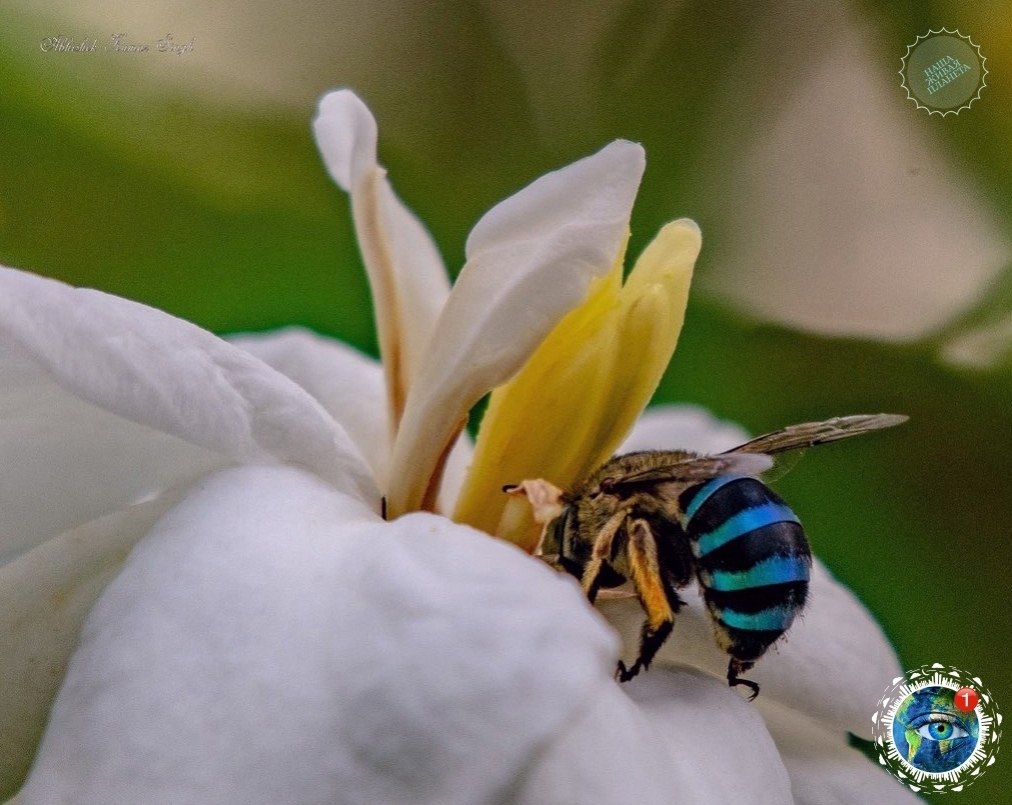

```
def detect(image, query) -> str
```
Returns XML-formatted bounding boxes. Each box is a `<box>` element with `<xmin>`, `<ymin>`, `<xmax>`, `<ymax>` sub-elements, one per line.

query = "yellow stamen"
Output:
<box><xmin>453</xmin><ymin>219</ymin><xmax>701</xmax><ymax>551</ymax></box>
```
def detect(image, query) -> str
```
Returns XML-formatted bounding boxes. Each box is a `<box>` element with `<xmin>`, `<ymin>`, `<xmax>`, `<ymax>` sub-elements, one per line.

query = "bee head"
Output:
<box><xmin>537</xmin><ymin>505</ymin><xmax>581</xmax><ymax>576</ymax></box>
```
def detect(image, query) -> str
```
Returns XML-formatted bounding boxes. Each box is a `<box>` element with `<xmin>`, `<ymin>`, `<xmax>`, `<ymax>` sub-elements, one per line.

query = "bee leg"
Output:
<box><xmin>727</xmin><ymin>658</ymin><xmax>760</xmax><ymax>701</ymax></box>
<box><xmin>616</xmin><ymin>518</ymin><xmax>677</xmax><ymax>683</ymax></box>
<box><xmin>580</xmin><ymin>508</ymin><xmax>629</xmax><ymax>604</ymax></box>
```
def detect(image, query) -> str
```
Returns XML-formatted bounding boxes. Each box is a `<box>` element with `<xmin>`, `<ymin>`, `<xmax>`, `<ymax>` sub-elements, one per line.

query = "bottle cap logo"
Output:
<box><xmin>900</xmin><ymin>29</ymin><xmax>987</xmax><ymax>115</ymax></box>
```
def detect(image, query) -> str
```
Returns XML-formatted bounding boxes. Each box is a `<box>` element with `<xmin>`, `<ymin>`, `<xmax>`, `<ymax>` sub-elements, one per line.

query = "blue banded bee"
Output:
<box><xmin>507</xmin><ymin>414</ymin><xmax>907</xmax><ymax>699</ymax></box>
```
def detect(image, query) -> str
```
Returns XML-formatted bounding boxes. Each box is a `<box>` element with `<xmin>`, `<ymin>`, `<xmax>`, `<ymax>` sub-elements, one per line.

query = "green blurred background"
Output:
<box><xmin>1</xmin><ymin>1</ymin><xmax>1009</xmax><ymax>802</ymax></box>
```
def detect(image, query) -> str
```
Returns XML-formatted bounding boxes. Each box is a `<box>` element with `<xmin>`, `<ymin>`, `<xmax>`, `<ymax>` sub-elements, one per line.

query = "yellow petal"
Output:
<box><xmin>453</xmin><ymin>219</ymin><xmax>701</xmax><ymax>551</ymax></box>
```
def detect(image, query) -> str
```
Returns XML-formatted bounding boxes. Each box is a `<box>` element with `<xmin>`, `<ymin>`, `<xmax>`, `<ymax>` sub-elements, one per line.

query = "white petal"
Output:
<box><xmin>372</xmin><ymin>177</ymin><xmax>453</xmax><ymax>384</ymax></box>
<box><xmin>313</xmin><ymin>90</ymin><xmax>451</xmax><ymax>423</ymax></box>
<box><xmin>511</xmin><ymin>681</ymin><xmax>686</xmax><ymax>805</ymax></box>
<box><xmin>21</xmin><ymin>465</ymin><xmax>619</xmax><ymax>805</ymax></box>
<box><xmin>748</xmin><ymin>559</ymin><xmax>901</xmax><ymax>737</ymax></box>
<box><xmin>313</xmin><ymin>89</ymin><xmax>378</xmax><ymax>191</ymax></box>
<box><xmin>229</xmin><ymin>327</ymin><xmax>474</xmax><ymax>512</ymax></box>
<box><xmin>598</xmin><ymin>557</ymin><xmax>900</xmax><ymax>738</ymax></box>
<box><xmin>516</xmin><ymin>668</ymin><xmax>793</xmax><ymax>805</ymax></box>
<box><xmin>940</xmin><ymin>311</ymin><xmax>1012</xmax><ymax>370</ymax></box>
<box><xmin>620</xmin><ymin>404</ymin><xmax>751</xmax><ymax>453</ymax></box>
<box><xmin>0</xmin><ymin>268</ymin><xmax>376</xmax><ymax>507</ymax></box>
<box><xmin>228</xmin><ymin>327</ymin><xmax>392</xmax><ymax>489</ymax></box>
<box><xmin>464</xmin><ymin>140</ymin><xmax>643</xmax><ymax>261</ymax></box>
<box><xmin>437</xmin><ymin>431</ymin><xmax>474</xmax><ymax>515</ymax></box>
<box><xmin>388</xmin><ymin>140</ymin><xmax>646</xmax><ymax>515</ymax></box>
<box><xmin>625</xmin><ymin>668</ymin><xmax>794</xmax><ymax>804</ymax></box>
<box><xmin>0</xmin><ymin>350</ymin><xmax>224</xmax><ymax>564</ymax></box>
<box><xmin>702</xmin><ymin>10</ymin><xmax>1009</xmax><ymax>341</ymax></box>
<box><xmin>759</xmin><ymin>700</ymin><xmax>922</xmax><ymax>805</ymax></box>
<box><xmin>0</xmin><ymin>491</ymin><xmax>186</xmax><ymax>795</ymax></box>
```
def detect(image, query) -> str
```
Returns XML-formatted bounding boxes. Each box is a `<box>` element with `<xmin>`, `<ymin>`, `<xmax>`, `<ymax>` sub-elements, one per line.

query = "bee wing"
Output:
<box><xmin>723</xmin><ymin>414</ymin><xmax>908</xmax><ymax>456</ymax></box>
<box><xmin>601</xmin><ymin>452</ymin><xmax>773</xmax><ymax>493</ymax></box>
<box><xmin>599</xmin><ymin>414</ymin><xmax>906</xmax><ymax>496</ymax></box>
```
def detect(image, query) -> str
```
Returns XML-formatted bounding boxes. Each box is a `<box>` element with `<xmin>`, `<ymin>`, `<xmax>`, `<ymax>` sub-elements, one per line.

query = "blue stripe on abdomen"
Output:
<box><xmin>691</xmin><ymin>502</ymin><xmax>800</xmax><ymax>558</ymax></box>
<box><xmin>702</xmin><ymin>555</ymin><xmax>811</xmax><ymax>591</ymax></box>
<box><xmin>681</xmin><ymin>475</ymin><xmax>746</xmax><ymax>522</ymax></box>
<box><xmin>715</xmin><ymin>606</ymin><xmax>797</xmax><ymax>632</ymax></box>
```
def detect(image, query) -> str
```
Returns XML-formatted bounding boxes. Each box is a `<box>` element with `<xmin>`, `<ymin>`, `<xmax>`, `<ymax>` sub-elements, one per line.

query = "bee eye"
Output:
<box><xmin>541</xmin><ymin>506</ymin><xmax>573</xmax><ymax>555</ymax></box>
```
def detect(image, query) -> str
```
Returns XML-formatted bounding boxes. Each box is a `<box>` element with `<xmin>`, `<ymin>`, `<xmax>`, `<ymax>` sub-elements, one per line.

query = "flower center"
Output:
<box><xmin>453</xmin><ymin>219</ymin><xmax>701</xmax><ymax>551</ymax></box>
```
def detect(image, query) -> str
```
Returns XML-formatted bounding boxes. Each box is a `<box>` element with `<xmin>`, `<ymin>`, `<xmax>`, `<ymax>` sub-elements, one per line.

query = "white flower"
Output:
<box><xmin>0</xmin><ymin>90</ymin><xmax>918</xmax><ymax>804</ymax></box>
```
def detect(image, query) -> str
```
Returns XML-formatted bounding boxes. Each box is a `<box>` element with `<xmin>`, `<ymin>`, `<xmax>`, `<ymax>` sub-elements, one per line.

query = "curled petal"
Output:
<box><xmin>0</xmin><ymin>268</ymin><xmax>376</xmax><ymax>507</ymax></box>
<box><xmin>314</xmin><ymin>90</ymin><xmax>450</xmax><ymax>426</ymax></box>
<box><xmin>19</xmin><ymin>466</ymin><xmax>619</xmax><ymax>804</ymax></box>
<box><xmin>454</xmin><ymin>220</ymin><xmax>700</xmax><ymax>549</ymax></box>
<box><xmin>312</xmin><ymin>89</ymin><xmax>378</xmax><ymax>192</ymax></box>
<box><xmin>388</xmin><ymin>141</ymin><xmax>647</xmax><ymax>517</ymax></box>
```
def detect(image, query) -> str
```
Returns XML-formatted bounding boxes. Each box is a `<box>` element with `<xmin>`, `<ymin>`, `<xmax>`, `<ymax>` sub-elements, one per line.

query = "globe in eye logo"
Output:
<box><xmin>891</xmin><ymin>686</ymin><xmax>978</xmax><ymax>772</ymax></box>
<box><xmin>872</xmin><ymin>664</ymin><xmax>1001</xmax><ymax>794</ymax></box>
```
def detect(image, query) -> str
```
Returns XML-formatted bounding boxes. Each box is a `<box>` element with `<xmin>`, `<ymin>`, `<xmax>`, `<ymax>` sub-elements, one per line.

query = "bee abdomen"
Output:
<box><xmin>680</xmin><ymin>475</ymin><xmax>811</xmax><ymax>661</ymax></box>
<box><xmin>700</xmin><ymin>556</ymin><xmax>811</xmax><ymax>596</ymax></box>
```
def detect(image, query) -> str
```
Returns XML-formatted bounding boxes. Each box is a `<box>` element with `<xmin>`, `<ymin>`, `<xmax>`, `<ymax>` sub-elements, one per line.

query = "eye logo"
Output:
<box><xmin>892</xmin><ymin>686</ymin><xmax>977</xmax><ymax>772</ymax></box>
<box><xmin>872</xmin><ymin>664</ymin><xmax>1001</xmax><ymax>794</ymax></box>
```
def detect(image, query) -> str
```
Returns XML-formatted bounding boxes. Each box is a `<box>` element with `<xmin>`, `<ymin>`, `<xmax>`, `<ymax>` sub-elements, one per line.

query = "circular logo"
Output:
<box><xmin>872</xmin><ymin>664</ymin><xmax>1001</xmax><ymax>794</ymax></box>
<box><xmin>900</xmin><ymin>29</ymin><xmax>987</xmax><ymax>115</ymax></box>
